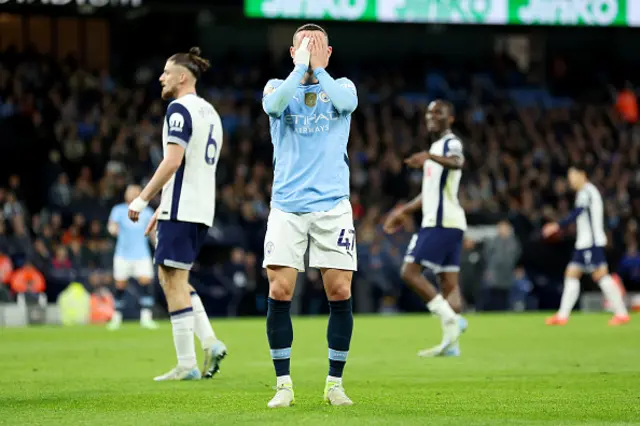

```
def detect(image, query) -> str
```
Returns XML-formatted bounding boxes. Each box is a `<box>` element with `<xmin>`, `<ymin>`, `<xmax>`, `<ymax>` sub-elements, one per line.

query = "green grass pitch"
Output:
<box><xmin>1</xmin><ymin>313</ymin><xmax>639</xmax><ymax>425</ymax></box>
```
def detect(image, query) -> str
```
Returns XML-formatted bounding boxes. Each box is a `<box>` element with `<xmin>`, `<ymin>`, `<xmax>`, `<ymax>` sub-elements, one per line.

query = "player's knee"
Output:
<box><xmin>138</xmin><ymin>277</ymin><xmax>152</xmax><ymax>286</ymax></box>
<box><xmin>592</xmin><ymin>267</ymin><xmax>608</xmax><ymax>282</ymax></box>
<box><xmin>400</xmin><ymin>263</ymin><xmax>420</xmax><ymax>283</ymax></box>
<box><xmin>325</xmin><ymin>279</ymin><xmax>351</xmax><ymax>301</ymax></box>
<box><xmin>268</xmin><ymin>277</ymin><xmax>295</xmax><ymax>301</ymax></box>
<box><xmin>565</xmin><ymin>267</ymin><xmax>581</xmax><ymax>279</ymax></box>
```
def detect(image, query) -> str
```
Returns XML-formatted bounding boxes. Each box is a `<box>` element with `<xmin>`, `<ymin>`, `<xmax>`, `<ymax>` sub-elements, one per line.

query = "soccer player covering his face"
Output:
<box><xmin>384</xmin><ymin>100</ymin><xmax>468</xmax><ymax>358</ymax></box>
<box><xmin>261</xmin><ymin>24</ymin><xmax>358</xmax><ymax>407</ymax></box>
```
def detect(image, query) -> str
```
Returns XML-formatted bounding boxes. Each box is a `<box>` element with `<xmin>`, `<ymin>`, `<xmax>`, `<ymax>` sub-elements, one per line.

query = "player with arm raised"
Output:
<box><xmin>543</xmin><ymin>164</ymin><xmax>629</xmax><ymax>326</ymax></box>
<box><xmin>261</xmin><ymin>24</ymin><xmax>358</xmax><ymax>408</ymax></box>
<box><xmin>128</xmin><ymin>47</ymin><xmax>227</xmax><ymax>381</ymax></box>
<box><xmin>107</xmin><ymin>184</ymin><xmax>157</xmax><ymax>330</ymax></box>
<box><xmin>384</xmin><ymin>100</ymin><xmax>468</xmax><ymax>358</ymax></box>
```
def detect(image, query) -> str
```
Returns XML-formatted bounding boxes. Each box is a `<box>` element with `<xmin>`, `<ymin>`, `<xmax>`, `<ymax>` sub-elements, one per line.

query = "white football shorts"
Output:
<box><xmin>113</xmin><ymin>256</ymin><xmax>155</xmax><ymax>281</ymax></box>
<box><xmin>262</xmin><ymin>199</ymin><xmax>357</xmax><ymax>272</ymax></box>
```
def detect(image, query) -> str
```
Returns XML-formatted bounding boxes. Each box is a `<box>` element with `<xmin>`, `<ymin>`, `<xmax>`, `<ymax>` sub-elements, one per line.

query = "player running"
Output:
<box><xmin>261</xmin><ymin>24</ymin><xmax>358</xmax><ymax>407</ymax></box>
<box><xmin>128</xmin><ymin>47</ymin><xmax>227</xmax><ymax>381</ymax></box>
<box><xmin>384</xmin><ymin>100</ymin><xmax>467</xmax><ymax>358</ymax></box>
<box><xmin>543</xmin><ymin>164</ymin><xmax>630</xmax><ymax>326</ymax></box>
<box><xmin>107</xmin><ymin>184</ymin><xmax>158</xmax><ymax>330</ymax></box>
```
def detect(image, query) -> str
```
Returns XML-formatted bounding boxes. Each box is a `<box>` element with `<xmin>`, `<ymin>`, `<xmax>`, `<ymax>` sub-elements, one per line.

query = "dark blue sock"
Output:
<box><xmin>266</xmin><ymin>297</ymin><xmax>293</xmax><ymax>377</ymax></box>
<box><xmin>115</xmin><ymin>288</ymin><xmax>126</xmax><ymax>312</ymax></box>
<box><xmin>327</xmin><ymin>298</ymin><xmax>353</xmax><ymax>378</ymax></box>
<box><xmin>139</xmin><ymin>284</ymin><xmax>154</xmax><ymax>310</ymax></box>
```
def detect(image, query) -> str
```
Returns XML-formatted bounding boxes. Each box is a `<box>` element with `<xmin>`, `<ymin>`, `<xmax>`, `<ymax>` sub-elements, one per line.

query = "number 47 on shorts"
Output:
<box><xmin>337</xmin><ymin>229</ymin><xmax>355</xmax><ymax>251</ymax></box>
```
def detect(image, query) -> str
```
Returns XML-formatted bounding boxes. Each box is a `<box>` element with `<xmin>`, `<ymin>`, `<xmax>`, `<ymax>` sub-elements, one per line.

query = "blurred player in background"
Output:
<box><xmin>128</xmin><ymin>47</ymin><xmax>227</xmax><ymax>381</ymax></box>
<box><xmin>543</xmin><ymin>164</ymin><xmax>630</xmax><ymax>326</ymax></box>
<box><xmin>107</xmin><ymin>184</ymin><xmax>157</xmax><ymax>330</ymax></box>
<box><xmin>384</xmin><ymin>100</ymin><xmax>467</xmax><ymax>357</ymax></box>
<box><xmin>261</xmin><ymin>24</ymin><xmax>358</xmax><ymax>407</ymax></box>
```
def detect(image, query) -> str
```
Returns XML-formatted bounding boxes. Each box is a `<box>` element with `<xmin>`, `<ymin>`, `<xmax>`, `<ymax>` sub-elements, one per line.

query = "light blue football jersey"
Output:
<box><xmin>109</xmin><ymin>204</ymin><xmax>154</xmax><ymax>260</ymax></box>
<box><xmin>262</xmin><ymin>64</ymin><xmax>358</xmax><ymax>213</ymax></box>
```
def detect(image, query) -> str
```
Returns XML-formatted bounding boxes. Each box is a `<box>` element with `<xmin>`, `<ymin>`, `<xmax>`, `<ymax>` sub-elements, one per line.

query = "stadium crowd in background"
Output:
<box><xmin>1</xmin><ymin>45</ymin><xmax>640</xmax><ymax>315</ymax></box>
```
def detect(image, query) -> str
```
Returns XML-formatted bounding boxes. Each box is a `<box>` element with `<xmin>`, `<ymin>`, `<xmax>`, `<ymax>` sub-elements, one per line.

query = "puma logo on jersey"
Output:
<box><xmin>169</xmin><ymin>113</ymin><xmax>184</xmax><ymax>133</ymax></box>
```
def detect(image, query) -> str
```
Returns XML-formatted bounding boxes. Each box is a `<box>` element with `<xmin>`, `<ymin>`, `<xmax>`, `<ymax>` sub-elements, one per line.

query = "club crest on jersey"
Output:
<box><xmin>305</xmin><ymin>92</ymin><xmax>317</xmax><ymax>107</ymax></box>
<box><xmin>319</xmin><ymin>91</ymin><xmax>330</xmax><ymax>103</ymax></box>
<box><xmin>169</xmin><ymin>113</ymin><xmax>184</xmax><ymax>132</ymax></box>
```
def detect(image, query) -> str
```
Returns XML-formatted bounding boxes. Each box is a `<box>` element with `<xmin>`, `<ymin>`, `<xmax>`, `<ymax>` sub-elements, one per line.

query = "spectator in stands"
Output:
<box><xmin>49</xmin><ymin>173</ymin><xmax>72</xmax><ymax>209</ymax></box>
<box><xmin>8</xmin><ymin>216</ymin><xmax>32</xmax><ymax>260</ymax></box>
<box><xmin>9</xmin><ymin>261</ymin><xmax>45</xmax><ymax>295</ymax></box>
<box><xmin>615</xmin><ymin>81</ymin><xmax>638</xmax><ymax>125</ymax></box>
<box><xmin>483</xmin><ymin>220</ymin><xmax>521</xmax><ymax>311</ymax></box>
<box><xmin>459</xmin><ymin>238</ymin><xmax>483</xmax><ymax>310</ymax></box>
<box><xmin>51</xmin><ymin>246</ymin><xmax>72</xmax><ymax>271</ymax></box>
<box><xmin>0</xmin><ymin>219</ymin><xmax>10</xmax><ymax>254</ymax></box>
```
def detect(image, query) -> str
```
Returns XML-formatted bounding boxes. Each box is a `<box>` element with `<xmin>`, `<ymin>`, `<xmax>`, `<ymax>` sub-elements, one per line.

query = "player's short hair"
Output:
<box><xmin>169</xmin><ymin>47</ymin><xmax>210</xmax><ymax>79</ymax></box>
<box><xmin>569</xmin><ymin>161</ymin><xmax>590</xmax><ymax>175</ymax></box>
<box><xmin>293</xmin><ymin>23</ymin><xmax>329</xmax><ymax>44</ymax></box>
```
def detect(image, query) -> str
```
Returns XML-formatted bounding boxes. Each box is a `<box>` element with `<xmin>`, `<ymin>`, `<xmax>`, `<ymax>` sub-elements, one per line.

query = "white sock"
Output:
<box><xmin>557</xmin><ymin>277</ymin><xmax>580</xmax><ymax>319</ymax></box>
<box><xmin>191</xmin><ymin>293</ymin><xmax>217</xmax><ymax>349</ymax></box>
<box><xmin>327</xmin><ymin>375</ymin><xmax>342</xmax><ymax>384</ymax></box>
<box><xmin>140</xmin><ymin>308</ymin><xmax>153</xmax><ymax>323</ymax></box>
<box><xmin>598</xmin><ymin>275</ymin><xmax>628</xmax><ymax>317</ymax></box>
<box><xmin>427</xmin><ymin>294</ymin><xmax>456</xmax><ymax>322</ymax></box>
<box><xmin>111</xmin><ymin>311</ymin><xmax>122</xmax><ymax>323</ymax></box>
<box><xmin>276</xmin><ymin>375</ymin><xmax>292</xmax><ymax>386</ymax></box>
<box><xmin>170</xmin><ymin>310</ymin><xmax>197</xmax><ymax>368</ymax></box>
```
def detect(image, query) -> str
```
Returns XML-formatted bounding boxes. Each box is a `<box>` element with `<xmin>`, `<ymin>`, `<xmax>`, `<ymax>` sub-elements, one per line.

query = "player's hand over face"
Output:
<box><xmin>542</xmin><ymin>222</ymin><xmax>560</xmax><ymax>239</ymax></box>
<box><xmin>404</xmin><ymin>151</ymin><xmax>430</xmax><ymax>168</ymax></box>
<box><xmin>145</xmin><ymin>209</ymin><xmax>159</xmax><ymax>237</ymax></box>
<box><xmin>310</xmin><ymin>33</ymin><xmax>329</xmax><ymax>70</ymax></box>
<box><xmin>383</xmin><ymin>210</ymin><xmax>407</xmax><ymax>234</ymax></box>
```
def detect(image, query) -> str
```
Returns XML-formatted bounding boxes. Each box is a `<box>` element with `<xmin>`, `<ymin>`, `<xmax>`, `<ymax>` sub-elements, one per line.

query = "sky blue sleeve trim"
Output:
<box><xmin>262</xmin><ymin>65</ymin><xmax>307</xmax><ymax>117</ymax></box>
<box><xmin>559</xmin><ymin>207</ymin><xmax>584</xmax><ymax>228</ymax></box>
<box><xmin>313</xmin><ymin>69</ymin><xmax>358</xmax><ymax>114</ymax></box>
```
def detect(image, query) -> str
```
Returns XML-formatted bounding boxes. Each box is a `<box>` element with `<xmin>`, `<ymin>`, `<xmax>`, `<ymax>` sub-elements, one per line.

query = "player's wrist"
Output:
<box><xmin>129</xmin><ymin>196</ymin><xmax>149</xmax><ymax>213</ymax></box>
<box><xmin>312</xmin><ymin>67</ymin><xmax>325</xmax><ymax>76</ymax></box>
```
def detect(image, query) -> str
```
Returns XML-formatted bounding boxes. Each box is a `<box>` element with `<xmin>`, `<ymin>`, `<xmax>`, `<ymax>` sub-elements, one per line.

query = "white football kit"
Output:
<box><xmin>155</xmin><ymin>93</ymin><xmax>223</xmax><ymax>270</ymax></box>
<box><xmin>405</xmin><ymin>131</ymin><xmax>466</xmax><ymax>273</ymax></box>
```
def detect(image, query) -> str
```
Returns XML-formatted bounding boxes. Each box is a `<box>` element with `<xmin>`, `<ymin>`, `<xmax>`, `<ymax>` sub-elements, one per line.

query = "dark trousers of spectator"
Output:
<box><xmin>482</xmin><ymin>288</ymin><xmax>511</xmax><ymax>311</ymax></box>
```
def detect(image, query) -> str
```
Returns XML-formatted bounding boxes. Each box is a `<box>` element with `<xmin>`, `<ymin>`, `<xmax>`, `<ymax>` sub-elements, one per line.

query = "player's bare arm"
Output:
<box><xmin>128</xmin><ymin>143</ymin><xmax>185</xmax><ymax>222</ymax></box>
<box><xmin>404</xmin><ymin>151</ymin><xmax>463</xmax><ymax>170</ymax></box>
<box><xmin>107</xmin><ymin>221</ymin><xmax>119</xmax><ymax>236</ymax></box>
<box><xmin>383</xmin><ymin>195</ymin><xmax>422</xmax><ymax>234</ymax></box>
<box><xmin>310</xmin><ymin>33</ymin><xmax>357</xmax><ymax>114</ymax></box>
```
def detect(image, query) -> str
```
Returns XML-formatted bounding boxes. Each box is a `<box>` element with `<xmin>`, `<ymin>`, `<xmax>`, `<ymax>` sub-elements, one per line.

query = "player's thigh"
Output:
<box><xmin>263</xmin><ymin>208</ymin><xmax>309</xmax><ymax>272</ymax></box>
<box><xmin>113</xmin><ymin>257</ymin><xmax>133</xmax><ymax>283</ymax></box>
<box><xmin>308</xmin><ymin>199</ymin><xmax>357</xmax><ymax>272</ymax></box>
<box><xmin>134</xmin><ymin>258</ymin><xmax>155</xmax><ymax>285</ymax></box>
<box><xmin>266</xmin><ymin>266</ymin><xmax>299</xmax><ymax>301</ymax></box>
<box><xmin>320</xmin><ymin>268</ymin><xmax>353</xmax><ymax>301</ymax></box>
